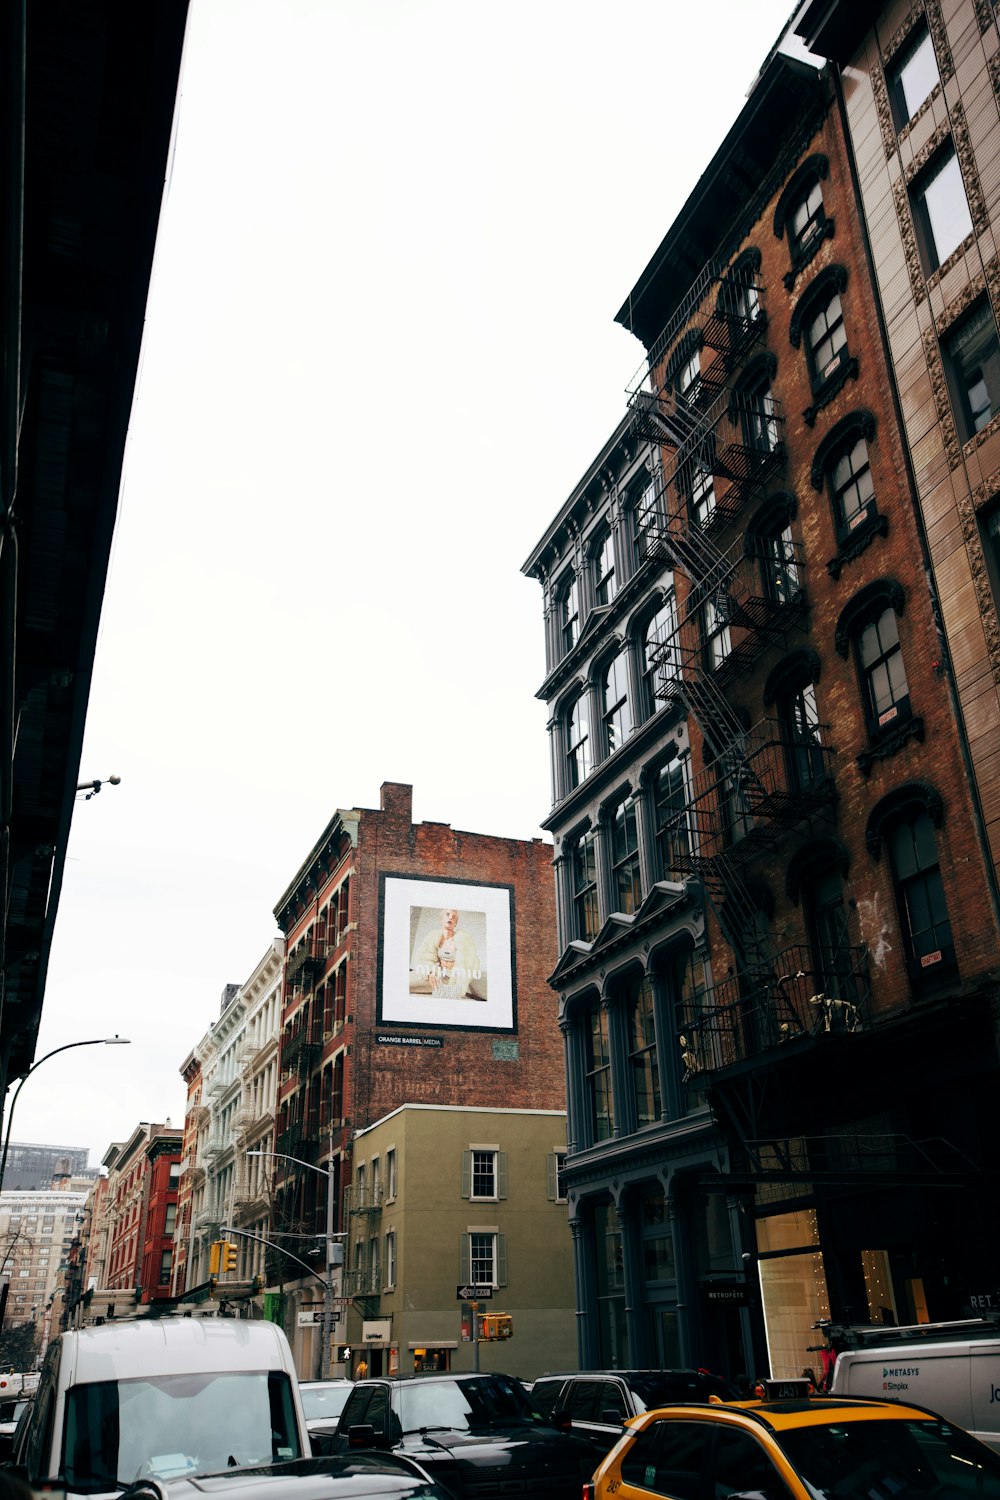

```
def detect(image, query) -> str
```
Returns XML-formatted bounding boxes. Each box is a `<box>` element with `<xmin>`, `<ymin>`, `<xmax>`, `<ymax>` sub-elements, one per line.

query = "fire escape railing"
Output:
<box><xmin>677</xmin><ymin>943</ymin><xmax>872</xmax><ymax>1075</ymax></box>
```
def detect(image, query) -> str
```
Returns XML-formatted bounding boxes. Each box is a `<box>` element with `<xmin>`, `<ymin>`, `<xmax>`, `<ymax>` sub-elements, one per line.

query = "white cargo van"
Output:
<box><xmin>9</xmin><ymin>1317</ymin><xmax>310</xmax><ymax>1494</ymax></box>
<box><xmin>831</xmin><ymin>1335</ymin><xmax>1000</xmax><ymax>1453</ymax></box>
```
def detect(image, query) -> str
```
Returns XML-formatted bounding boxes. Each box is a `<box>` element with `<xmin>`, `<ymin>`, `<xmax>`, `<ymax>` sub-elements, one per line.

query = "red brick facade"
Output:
<box><xmin>272</xmin><ymin>783</ymin><xmax>561</xmax><ymax>1235</ymax></box>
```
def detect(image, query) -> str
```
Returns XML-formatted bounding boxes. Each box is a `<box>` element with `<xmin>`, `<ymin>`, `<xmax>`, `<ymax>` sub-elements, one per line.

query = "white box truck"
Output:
<box><xmin>831</xmin><ymin>1328</ymin><xmax>1000</xmax><ymax>1454</ymax></box>
<box><xmin>8</xmin><ymin>1316</ymin><xmax>310</xmax><ymax>1495</ymax></box>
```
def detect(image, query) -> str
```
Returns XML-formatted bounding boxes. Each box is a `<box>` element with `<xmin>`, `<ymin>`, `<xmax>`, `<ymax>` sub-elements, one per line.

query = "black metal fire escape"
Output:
<box><xmin>628</xmin><ymin>256</ymin><xmax>870</xmax><ymax>1141</ymax></box>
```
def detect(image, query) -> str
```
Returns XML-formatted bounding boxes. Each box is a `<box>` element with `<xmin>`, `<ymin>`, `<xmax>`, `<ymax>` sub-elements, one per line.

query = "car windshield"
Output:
<box><xmin>62</xmin><ymin>1371</ymin><xmax>302</xmax><ymax>1492</ymax></box>
<box><xmin>777</xmin><ymin>1416</ymin><xmax>1000</xmax><ymax>1500</ymax></box>
<box><xmin>397</xmin><ymin>1376</ymin><xmax>539</xmax><ymax>1433</ymax></box>
<box><xmin>299</xmin><ymin>1384</ymin><xmax>352</xmax><ymax>1423</ymax></box>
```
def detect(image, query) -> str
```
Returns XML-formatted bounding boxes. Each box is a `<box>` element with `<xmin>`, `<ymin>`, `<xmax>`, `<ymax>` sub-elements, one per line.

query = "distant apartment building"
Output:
<box><xmin>270</xmin><ymin>781</ymin><xmax>562</xmax><ymax>1375</ymax></box>
<box><xmin>177</xmin><ymin>940</ymin><xmax>283</xmax><ymax>1293</ymax></box>
<box><xmin>100</xmin><ymin>1122</ymin><xmax>182</xmax><ymax>1311</ymax></box>
<box><xmin>0</xmin><ymin>1189</ymin><xmax>86</xmax><ymax>1329</ymax></box>
<box><xmin>343</xmin><ymin>1104</ymin><xmax>575</xmax><ymax>1382</ymax></box>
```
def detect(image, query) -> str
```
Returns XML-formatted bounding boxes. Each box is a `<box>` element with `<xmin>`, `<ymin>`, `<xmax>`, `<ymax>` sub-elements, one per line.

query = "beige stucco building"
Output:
<box><xmin>342</xmin><ymin>1105</ymin><xmax>576</xmax><ymax>1382</ymax></box>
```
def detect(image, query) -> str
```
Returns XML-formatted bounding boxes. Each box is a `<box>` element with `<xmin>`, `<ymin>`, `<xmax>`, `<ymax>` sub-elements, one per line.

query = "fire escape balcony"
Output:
<box><xmin>187</xmin><ymin>1102</ymin><xmax>210</xmax><ymax>1128</ymax></box>
<box><xmin>342</xmin><ymin>1265</ymin><xmax>382</xmax><ymax>1298</ymax></box>
<box><xmin>678</xmin><ymin>942</ymin><xmax>872</xmax><ymax>1076</ymax></box>
<box><xmin>347</xmin><ymin>1183</ymin><xmax>383</xmax><ymax>1218</ymax></box>
<box><xmin>282</xmin><ymin>1022</ymin><xmax>322</xmax><ymax>1073</ymax></box>
<box><xmin>275</xmin><ymin>1122</ymin><xmax>319</xmax><ymax>1164</ymax></box>
<box><xmin>286</xmin><ymin>944</ymin><xmax>324</xmax><ymax>994</ymax></box>
<box><xmin>627</xmin><ymin>255</ymin><xmax>768</xmax><ymax>409</ymax></box>
<box><xmin>680</xmin><ymin>717</ymin><xmax>839</xmax><ymax>858</ymax></box>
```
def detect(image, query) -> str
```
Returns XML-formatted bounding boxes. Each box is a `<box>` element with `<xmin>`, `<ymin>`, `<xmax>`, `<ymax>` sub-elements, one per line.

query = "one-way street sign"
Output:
<box><xmin>457</xmin><ymin>1283</ymin><xmax>493</xmax><ymax>1300</ymax></box>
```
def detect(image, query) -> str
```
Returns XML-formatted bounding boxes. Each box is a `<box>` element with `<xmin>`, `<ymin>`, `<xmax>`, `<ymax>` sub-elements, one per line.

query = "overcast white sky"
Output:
<box><xmin>16</xmin><ymin>0</ymin><xmax>806</xmax><ymax>1165</ymax></box>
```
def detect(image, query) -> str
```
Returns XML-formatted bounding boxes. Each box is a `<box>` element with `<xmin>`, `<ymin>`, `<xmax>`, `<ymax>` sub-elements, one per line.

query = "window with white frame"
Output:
<box><xmin>386</xmin><ymin>1148</ymin><xmax>397</xmax><ymax>1201</ymax></box>
<box><xmin>463</xmin><ymin>1148</ymin><xmax>507</xmax><ymax>1201</ymax></box>
<box><xmin>463</xmin><ymin>1229</ymin><xmax>506</xmax><ymax>1288</ymax></box>
<box><xmin>385</xmin><ymin>1230</ymin><xmax>396</xmax><ymax>1288</ymax></box>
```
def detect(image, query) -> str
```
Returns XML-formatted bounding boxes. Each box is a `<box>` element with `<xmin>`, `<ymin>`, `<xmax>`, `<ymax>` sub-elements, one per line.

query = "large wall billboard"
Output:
<box><xmin>378</xmin><ymin>875</ymin><xmax>515</xmax><ymax>1032</ymax></box>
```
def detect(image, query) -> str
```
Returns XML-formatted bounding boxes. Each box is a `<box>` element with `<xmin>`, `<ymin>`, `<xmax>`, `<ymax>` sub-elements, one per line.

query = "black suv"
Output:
<box><xmin>529</xmin><ymin>1368</ymin><xmax>734</xmax><ymax>1458</ymax></box>
<box><xmin>332</xmin><ymin>1372</ymin><xmax>595</xmax><ymax>1499</ymax></box>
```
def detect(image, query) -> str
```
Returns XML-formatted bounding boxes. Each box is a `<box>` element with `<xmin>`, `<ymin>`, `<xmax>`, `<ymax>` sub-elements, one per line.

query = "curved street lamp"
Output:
<box><xmin>0</xmin><ymin>1036</ymin><xmax>131</xmax><ymax>1195</ymax></box>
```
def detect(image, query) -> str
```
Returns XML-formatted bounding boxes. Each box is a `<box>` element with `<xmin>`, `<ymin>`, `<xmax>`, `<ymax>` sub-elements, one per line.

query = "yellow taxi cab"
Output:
<box><xmin>584</xmin><ymin>1376</ymin><xmax>1000</xmax><ymax>1500</ymax></box>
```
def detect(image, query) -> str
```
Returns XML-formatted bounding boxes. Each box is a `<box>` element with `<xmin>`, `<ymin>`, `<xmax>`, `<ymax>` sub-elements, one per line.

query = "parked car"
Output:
<box><xmin>0</xmin><ymin>1396</ymin><xmax>32</xmax><ymax>1461</ymax></box>
<box><xmin>121</xmin><ymin>1453</ymin><xmax>451</xmax><ymax>1500</ymax></box>
<box><xmin>332</xmin><ymin>1372</ymin><xmax>596</xmax><ymax>1499</ymax></box>
<box><xmin>586</xmin><ymin>1383</ymin><xmax>1000</xmax><ymax>1500</ymax></box>
<box><xmin>6</xmin><ymin>1316</ymin><xmax>309</xmax><ymax>1495</ymax></box>
<box><xmin>529</xmin><ymin>1368</ymin><xmax>734</xmax><ymax>1457</ymax></box>
<box><xmin>299</xmin><ymin>1380</ymin><xmax>354</xmax><ymax>1455</ymax></box>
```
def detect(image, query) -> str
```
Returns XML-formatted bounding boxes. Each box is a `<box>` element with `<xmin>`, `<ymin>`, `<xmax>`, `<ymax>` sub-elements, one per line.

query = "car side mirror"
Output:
<box><xmin>550</xmin><ymin>1408</ymin><xmax>572</xmax><ymax>1434</ymax></box>
<box><xmin>347</xmin><ymin>1423</ymin><xmax>376</xmax><ymax>1450</ymax></box>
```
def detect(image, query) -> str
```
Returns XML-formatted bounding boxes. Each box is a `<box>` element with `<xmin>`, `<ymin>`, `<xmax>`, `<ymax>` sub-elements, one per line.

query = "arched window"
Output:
<box><xmin>592</xmin><ymin>526</ymin><xmax>618</xmax><ymax>606</ymax></box>
<box><xmin>811</xmin><ymin>410</ymin><xmax>883</xmax><ymax>562</ymax></box>
<box><xmin>747</xmin><ymin>492</ymin><xmax>801</xmax><ymax>604</ymax></box>
<box><xmin>625</xmin><ymin>973</ymin><xmax>660</xmax><ymax>1129</ymax></box>
<box><xmin>556</xmin><ymin>570</ymin><xmax>580</xmax><ymax>656</ymax></box>
<box><xmin>585</xmin><ymin>1002</ymin><xmax>614</xmax><ymax>1143</ymax></box>
<box><xmin>835</xmin><ymin>579</ymin><xmax>919</xmax><ymax>768</ymax></box>
<box><xmin>650</xmin><ymin>756</ymin><xmax>689</xmax><ymax>881</ymax></box>
<box><xmin>565</xmin><ymin>692</ymin><xmax>591</xmax><ymax>791</ymax></box>
<box><xmin>774</xmin><ymin>154</ymin><xmax>832</xmax><ymax>283</ymax></box>
<box><xmin>867</xmin><ymin>786</ymin><xmax>955</xmax><ymax>990</ymax></box>
<box><xmin>608</xmin><ymin>792</ymin><xmax>642</xmax><ymax>914</ymax></box>
<box><xmin>790</xmin><ymin>266</ymin><xmax>856</xmax><ymax>418</ymax></box>
<box><xmin>641</xmin><ymin>594</ymin><xmax>679</xmax><ymax>719</ymax></box>
<box><xmin>788</xmin><ymin>839</ymin><xmax>861</xmax><ymax>1016</ymax></box>
<box><xmin>733</xmin><ymin>355</ymin><xmax>780</xmax><ymax>455</ymax></box>
<box><xmin>764</xmin><ymin>649</ymin><xmax>826</xmax><ymax>794</ymax></box>
<box><xmin>601</xmin><ymin>646</ymin><xmax>633</xmax><ymax>755</ymax></box>
<box><xmin>568</xmin><ymin>827</ymin><xmax>599</xmax><ymax>942</ymax></box>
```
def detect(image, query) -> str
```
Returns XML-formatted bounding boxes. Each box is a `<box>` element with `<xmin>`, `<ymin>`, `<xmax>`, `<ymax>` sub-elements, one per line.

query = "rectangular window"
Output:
<box><xmin>163</xmin><ymin>1204</ymin><xmax>177</xmax><ymax>1236</ymax></box>
<box><xmin>704</xmin><ymin>594</ymin><xmax>732</xmax><ymax>671</ymax></box>
<box><xmin>468</xmin><ymin>1231</ymin><xmax>502</xmax><ymax>1288</ymax></box>
<box><xmin>547</xmin><ymin>1150</ymin><xmax>568</xmax><ymax>1203</ymax></box>
<box><xmin>472</xmin><ymin>1150</ymin><xmax>497</xmax><ymax>1200</ymax></box>
<box><xmin>385</xmin><ymin>1231</ymin><xmax>396</xmax><ymax>1289</ymax></box>
<box><xmin>888</xmin><ymin>23</ymin><xmax>939</xmax><ymax>129</ymax></box>
<box><xmin>159</xmin><ymin>1248</ymin><xmax>173</xmax><ymax>1282</ymax></box>
<box><xmin>946</xmin><ymin>301</ymin><xmax>1000</xmax><ymax>442</ymax></box>
<box><xmin>386</xmin><ymin>1149</ymin><xmax>397</xmax><ymax>1201</ymax></box>
<box><xmin>912</xmin><ymin>147</ymin><xmax>973</xmax><ymax>274</ymax></box>
<box><xmin>594</xmin><ymin>530</ymin><xmax>617</xmax><ymax>605</ymax></box>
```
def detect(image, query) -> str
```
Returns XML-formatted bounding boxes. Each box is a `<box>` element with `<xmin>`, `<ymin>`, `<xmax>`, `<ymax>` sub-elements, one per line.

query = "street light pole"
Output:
<box><xmin>0</xmin><ymin>1036</ymin><xmax>131</xmax><ymax>1195</ymax></box>
<box><xmin>246</xmin><ymin>1147</ymin><xmax>340</xmax><ymax>1379</ymax></box>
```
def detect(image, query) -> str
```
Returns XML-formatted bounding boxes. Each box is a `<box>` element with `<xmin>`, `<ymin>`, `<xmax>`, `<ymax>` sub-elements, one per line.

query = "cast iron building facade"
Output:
<box><xmin>526</xmin><ymin>41</ymin><xmax>1000</xmax><ymax>1381</ymax></box>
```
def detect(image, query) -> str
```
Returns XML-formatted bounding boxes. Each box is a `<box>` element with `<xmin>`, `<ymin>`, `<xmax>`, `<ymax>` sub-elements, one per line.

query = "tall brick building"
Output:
<box><xmin>525</xmin><ymin>39</ymin><xmax>1000</xmax><ymax>1381</ymax></box>
<box><xmin>269</xmin><ymin>782</ymin><xmax>562</xmax><ymax>1373</ymax></box>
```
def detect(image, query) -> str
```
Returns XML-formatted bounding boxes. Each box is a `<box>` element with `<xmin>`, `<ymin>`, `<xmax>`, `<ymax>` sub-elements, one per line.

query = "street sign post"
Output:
<box><xmin>456</xmin><ymin>1284</ymin><xmax>493</xmax><ymax>1301</ymax></box>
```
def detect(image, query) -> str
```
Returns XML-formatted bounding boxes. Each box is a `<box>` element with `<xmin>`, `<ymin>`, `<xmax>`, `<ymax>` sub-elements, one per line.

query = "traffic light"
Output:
<box><xmin>221</xmin><ymin>1241</ymin><xmax>238</xmax><ymax>1275</ymax></box>
<box><xmin>478</xmin><ymin>1312</ymin><xmax>513</xmax><ymax>1341</ymax></box>
<box><xmin>209</xmin><ymin>1241</ymin><xmax>223</xmax><ymax>1277</ymax></box>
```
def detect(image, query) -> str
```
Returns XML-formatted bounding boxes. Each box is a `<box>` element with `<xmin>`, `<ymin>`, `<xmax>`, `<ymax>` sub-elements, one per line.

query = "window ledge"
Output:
<box><xmin>857</xmin><ymin>715</ymin><xmax>925</xmax><ymax>776</ymax></box>
<box><xmin>804</xmin><ymin>356</ymin><xmax>859</xmax><ymax>427</ymax></box>
<box><xmin>826</xmin><ymin>511</ymin><xmax>890</xmax><ymax>579</ymax></box>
